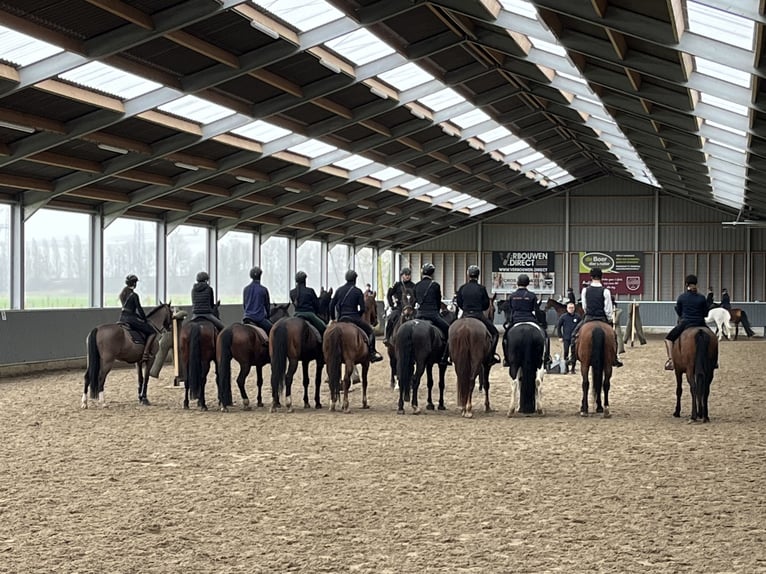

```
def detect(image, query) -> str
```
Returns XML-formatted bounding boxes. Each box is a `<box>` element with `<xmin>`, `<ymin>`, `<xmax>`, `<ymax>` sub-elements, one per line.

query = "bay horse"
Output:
<box><xmin>180</xmin><ymin>318</ymin><xmax>219</xmax><ymax>411</ymax></box>
<box><xmin>362</xmin><ymin>291</ymin><xmax>378</xmax><ymax>328</ymax></box>
<box><xmin>672</xmin><ymin>326</ymin><xmax>718</xmax><ymax>422</ymax></box>
<box><xmin>395</xmin><ymin>317</ymin><xmax>449</xmax><ymax>414</ymax></box>
<box><xmin>82</xmin><ymin>302</ymin><xmax>174</xmax><ymax>408</ymax></box>
<box><xmin>545</xmin><ymin>297</ymin><xmax>584</xmax><ymax>318</ymax></box>
<box><xmin>384</xmin><ymin>287</ymin><xmax>416</xmax><ymax>389</ymax></box>
<box><xmin>323</xmin><ymin>321</ymin><xmax>370</xmax><ymax>413</ymax></box>
<box><xmin>729</xmin><ymin>308</ymin><xmax>755</xmax><ymax>340</ymax></box>
<box><xmin>705</xmin><ymin>308</ymin><xmax>733</xmax><ymax>341</ymax></box>
<box><xmin>576</xmin><ymin>321</ymin><xmax>616</xmax><ymax>418</ymax></box>
<box><xmin>268</xmin><ymin>288</ymin><xmax>331</xmax><ymax>412</ymax></box>
<box><xmin>215</xmin><ymin>303</ymin><xmax>296</xmax><ymax>412</ymax></box>
<box><xmin>504</xmin><ymin>323</ymin><xmax>546</xmax><ymax>416</ymax></box>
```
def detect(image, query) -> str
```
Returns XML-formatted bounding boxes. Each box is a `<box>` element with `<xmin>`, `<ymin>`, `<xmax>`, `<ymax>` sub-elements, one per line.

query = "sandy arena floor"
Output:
<box><xmin>0</xmin><ymin>334</ymin><xmax>765</xmax><ymax>574</ymax></box>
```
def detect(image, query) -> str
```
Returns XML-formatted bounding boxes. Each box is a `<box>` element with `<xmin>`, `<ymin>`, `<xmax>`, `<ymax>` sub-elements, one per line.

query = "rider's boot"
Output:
<box><xmin>369</xmin><ymin>335</ymin><xmax>383</xmax><ymax>363</ymax></box>
<box><xmin>664</xmin><ymin>338</ymin><xmax>674</xmax><ymax>370</ymax></box>
<box><xmin>142</xmin><ymin>333</ymin><xmax>157</xmax><ymax>364</ymax></box>
<box><xmin>439</xmin><ymin>345</ymin><xmax>451</xmax><ymax>366</ymax></box>
<box><xmin>490</xmin><ymin>332</ymin><xmax>501</xmax><ymax>365</ymax></box>
<box><xmin>544</xmin><ymin>338</ymin><xmax>552</xmax><ymax>370</ymax></box>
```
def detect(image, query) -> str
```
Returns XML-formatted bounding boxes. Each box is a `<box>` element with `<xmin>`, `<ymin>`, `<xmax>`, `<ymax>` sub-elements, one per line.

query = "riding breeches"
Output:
<box><xmin>243</xmin><ymin>317</ymin><xmax>273</xmax><ymax>334</ymax></box>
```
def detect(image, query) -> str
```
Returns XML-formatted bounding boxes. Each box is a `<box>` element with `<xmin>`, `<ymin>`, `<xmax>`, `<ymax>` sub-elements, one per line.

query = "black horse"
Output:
<box><xmin>504</xmin><ymin>323</ymin><xmax>546</xmax><ymax>416</ymax></box>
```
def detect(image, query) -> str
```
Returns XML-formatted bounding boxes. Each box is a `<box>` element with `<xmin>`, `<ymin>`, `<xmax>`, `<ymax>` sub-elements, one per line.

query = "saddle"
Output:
<box><xmin>338</xmin><ymin>317</ymin><xmax>370</xmax><ymax>345</ymax></box>
<box><xmin>410</xmin><ymin>318</ymin><xmax>446</xmax><ymax>343</ymax></box>
<box><xmin>118</xmin><ymin>322</ymin><xmax>147</xmax><ymax>345</ymax></box>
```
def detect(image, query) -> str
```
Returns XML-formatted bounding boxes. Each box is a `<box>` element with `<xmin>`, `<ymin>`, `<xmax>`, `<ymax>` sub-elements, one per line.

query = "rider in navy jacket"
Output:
<box><xmin>664</xmin><ymin>274</ymin><xmax>709</xmax><ymax>370</ymax></box>
<box><xmin>242</xmin><ymin>266</ymin><xmax>272</xmax><ymax>334</ymax></box>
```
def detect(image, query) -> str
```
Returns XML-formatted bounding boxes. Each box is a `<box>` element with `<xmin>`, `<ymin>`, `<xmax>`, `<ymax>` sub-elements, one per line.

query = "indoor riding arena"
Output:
<box><xmin>2</xmin><ymin>1</ymin><xmax>766</xmax><ymax>573</ymax></box>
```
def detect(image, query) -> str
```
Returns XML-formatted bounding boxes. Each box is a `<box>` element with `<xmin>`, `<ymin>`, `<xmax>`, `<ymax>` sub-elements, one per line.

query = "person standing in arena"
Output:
<box><xmin>556</xmin><ymin>302</ymin><xmax>580</xmax><ymax>374</ymax></box>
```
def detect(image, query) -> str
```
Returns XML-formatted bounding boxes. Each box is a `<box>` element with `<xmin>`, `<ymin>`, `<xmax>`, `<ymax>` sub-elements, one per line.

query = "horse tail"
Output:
<box><xmin>452</xmin><ymin>329</ymin><xmax>472</xmax><ymax>408</ymax></box>
<box><xmin>397</xmin><ymin>324</ymin><xmax>415</xmax><ymax>396</ymax></box>
<box><xmin>325</xmin><ymin>325</ymin><xmax>343</xmax><ymax>398</ymax></box>
<box><xmin>694</xmin><ymin>329</ymin><xmax>711</xmax><ymax>387</ymax></box>
<box><xmin>269</xmin><ymin>320</ymin><xmax>289</xmax><ymax>397</ymax></box>
<box><xmin>591</xmin><ymin>326</ymin><xmax>605</xmax><ymax>398</ymax></box>
<box><xmin>740</xmin><ymin>309</ymin><xmax>755</xmax><ymax>337</ymax></box>
<box><xmin>85</xmin><ymin>327</ymin><xmax>100</xmax><ymax>399</ymax></box>
<box><xmin>187</xmin><ymin>322</ymin><xmax>203</xmax><ymax>401</ymax></box>
<box><xmin>217</xmin><ymin>327</ymin><xmax>234</xmax><ymax>407</ymax></box>
<box><xmin>518</xmin><ymin>328</ymin><xmax>539</xmax><ymax>413</ymax></box>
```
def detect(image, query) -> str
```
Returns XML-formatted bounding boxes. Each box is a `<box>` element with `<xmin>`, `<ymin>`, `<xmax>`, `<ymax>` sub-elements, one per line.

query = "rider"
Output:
<box><xmin>413</xmin><ymin>262</ymin><xmax>451</xmax><ymax>366</ymax></box>
<box><xmin>290</xmin><ymin>271</ymin><xmax>326</xmax><ymax>339</ymax></box>
<box><xmin>664</xmin><ymin>274</ymin><xmax>709</xmax><ymax>370</ymax></box>
<box><xmin>706</xmin><ymin>286</ymin><xmax>715</xmax><ymax>310</ymax></box>
<box><xmin>455</xmin><ymin>265</ymin><xmax>501</xmax><ymax>365</ymax></box>
<box><xmin>569</xmin><ymin>268</ymin><xmax>623</xmax><ymax>368</ymax></box>
<box><xmin>242</xmin><ymin>266</ymin><xmax>273</xmax><ymax>334</ymax></box>
<box><xmin>330</xmin><ymin>270</ymin><xmax>384</xmax><ymax>363</ymax></box>
<box><xmin>384</xmin><ymin>267</ymin><xmax>416</xmax><ymax>344</ymax></box>
<box><xmin>118</xmin><ymin>274</ymin><xmax>158</xmax><ymax>362</ymax></box>
<box><xmin>191</xmin><ymin>271</ymin><xmax>225</xmax><ymax>331</ymax></box>
<box><xmin>566</xmin><ymin>286</ymin><xmax>577</xmax><ymax>306</ymax></box>
<box><xmin>721</xmin><ymin>288</ymin><xmax>731</xmax><ymax>310</ymax></box>
<box><xmin>503</xmin><ymin>273</ymin><xmax>550</xmax><ymax>368</ymax></box>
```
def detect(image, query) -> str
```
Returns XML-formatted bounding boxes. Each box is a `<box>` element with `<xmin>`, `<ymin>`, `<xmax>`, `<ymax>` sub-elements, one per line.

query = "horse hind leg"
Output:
<box><xmin>580</xmin><ymin>374</ymin><xmax>590</xmax><ymax>416</ymax></box>
<box><xmin>507</xmin><ymin>374</ymin><xmax>519</xmax><ymax>418</ymax></box>
<box><xmin>602</xmin><ymin>372</ymin><xmax>611</xmax><ymax>419</ymax></box>
<box><xmin>236</xmin><ymin>363</ymin><xmax>252</xmax><ymax>411</ymax></box>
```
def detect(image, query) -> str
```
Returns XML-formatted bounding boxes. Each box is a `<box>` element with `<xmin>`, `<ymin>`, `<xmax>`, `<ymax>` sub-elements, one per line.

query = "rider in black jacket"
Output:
<box><xmin>455</xmin><ymin>265</ymin><xmax>500</xmax><ymax>364</ymax></box>
<box><xmin>414</xmin><ymin>263</ymin><xmax>451</xmax><ymax>365</ymax></box>
<box><xmin>384</xmin><ymin>267</ymin><xmax>415</xmax><ymax>343</ymax></box>
<box><xmin>191</xmin><ymin>271</ymin><xmax>225</xmax><ymax>331</ymax></box>
<box><xmin>118</xmin><ymin>274</ymin><xmax>157</xmax><ymax>362</ymax></box>
<box><xmin>330</xmin><ymin>270</ymin><xmax>383</xmax><ymax>363</ymax></box>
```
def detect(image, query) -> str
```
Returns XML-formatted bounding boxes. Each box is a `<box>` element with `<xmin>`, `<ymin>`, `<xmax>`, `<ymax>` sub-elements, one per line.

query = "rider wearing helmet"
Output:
<box><xmin>384</xmin><ymin>267</ymin><xmax>416</xmax><ymax>344</ymax></box>
<box><xmin>455</xmin><ymin>265</ymin><xmax>501</xmax><ymax>365</ymax></box>
<box><xmin>504</xmin><ymin>273</ymin><xmax>550</xmax><ymax>368</ymax></box>
<box><xmin>329</xmin><ymin>270</ymin><xmax>383</xmax><ymax>363</ymax></box>
<box><xmin>569</xmin><ymin>268</ymin><xmax>623</xmax><ymax>368</ymax></box>
<box><xmin>242</xmin><ymin>266</ymin><xmax>272</xmax><ymax>334</ymax></box>
<box><xmin>663</xmin><ymin>274</ymin><xmax>709</xmax><ymax>370</ymax></box>
<box><xmin>290</xmin><ymin>271</ymin><xmax>326</xmax><ymax>338</ymax></box>
<box><xmin>414</xmin><ymin>262</ymin><xmax>451</xmax><ymax>365</ymax></box>
<box><xmin>118</xmin><ymin>274</ymin><xmax>158</xmax><ymax>363</ymax></box>
<box><xmin>191</xmin><ymin>271</ymin><xmax>225</xmax><ymax>331</ymax></box>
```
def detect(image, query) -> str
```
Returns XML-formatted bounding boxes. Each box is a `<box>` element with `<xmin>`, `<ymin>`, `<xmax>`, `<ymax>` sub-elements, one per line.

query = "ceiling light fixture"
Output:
<box><xmin>98</xmin><ymin>143</ymin><xmax>129</xmax><ymax>154</ymax></box>
<box><xmin>319</xmin><ymin>59</ymin><xmax>342</xmax><ymax>74</ymax></box>
<box><xmin>385</xmin><ymin>209</ymin><xmax>400</xmax><ymax>216</ymax></box>
<box><xmin>357</xmin><ymin>203</ymin><xmax>370</xmax><ymax>210</ymax></box>
<box><xmin>174</xmin><ymin>162</ymin><xmax>199</xmax><ymax>171</ymax></box>
<box><xmin>236</xmin><ymin>175</ymin><xmax>257</xmax><ymax>183</ymax></box>
<box><xmin>284</xmin><ymin>186</ymin><xmax>302</xmax><ymax>194</ymax></box>
<box><xmin>250</xmin><ymin>20</ymin><xmax>279</xmax><ymax>39</ymax></box>
<box><xmin>0</xmin><ymin>120</ymin><xmax>35</xmax><ymax>133</ymax></box>
<box><xmin>323</xmin><ymin>195</ymin><xmax>339</xmax><ymax>203</ymax></box>
<box><xmin>410</xmin><ymin>109</ymin><xmax>426</xmax><ymax>120</ymax></box>
<box><xmin>370</xmin><ymin>87</ymin><xmax>389</xmax><ymax>99</ymax></box>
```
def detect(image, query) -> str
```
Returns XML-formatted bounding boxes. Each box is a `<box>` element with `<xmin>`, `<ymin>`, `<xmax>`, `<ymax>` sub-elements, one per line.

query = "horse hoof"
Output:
<box><xmin>412</xmin><ymin>407</ymin><xmax>421</xmax><ymax>415</ymax></box>
<box><xmin>537</xmin><ymin>409</ymin><xmax>544</xmax><ymax>415</ymax></box>
<box><xmin>200</xmin><ymin>406</ymin><xmax>208</xmax><ymax>412</ymax></box>
<box><xmin>362</xmin><ymin>403</ymin><xmax>370</xmax><ymax>409</ymax></box>
<box><xmin>242</xmin><ymin>405</ymin><xmax>252</xmax><ymax>411</ymax></box>
<box><xmin>439</xmin><ymin>404</ymin><xmax>446</xmax><ymax>411</ymax></box>
<box><xmin>603</xmin><ymin>410</ymin><xmax>611</xmax><ymax>419</ymax></box>
<box><xmin>596</xmin><ymin>406</ymin><xmax>604</xmax><ymax>414</ymax></box>
<box><xmin>183</xmin><ymin>404</ymin><xmax>189</xmax><ymax>410</ymax></box>
<box><xmin>507</xmin><ymin>410</ymin><xmax>515</xmax><ymax>418</ymax></box>
<box><xmin>397</xmin><ymin>409</ymin><xmax>405</xmax><ymax>415</ymax></box>
<box><xmin>463</xmin><ymin>411</ymin><xmax>473</xmax><ymax>419</ymax></box>
<box><xmin>580</xmin><ymin>411</ymin><xmax>588</xmax><ymax>417</ymax></box>
<box><xmin>315</xmin><ymin>402</ymin><xmax>323</xmax><ymax>410</ymax></box>
<box><xmin>287</xmin><ymin>406</ymin><xmax>294</xmax><ymax>413</ymax></box>
<box><xmin>426</xmin><ymin>404</ymin><xmax>435</xmax><ymax>411</ymax></box>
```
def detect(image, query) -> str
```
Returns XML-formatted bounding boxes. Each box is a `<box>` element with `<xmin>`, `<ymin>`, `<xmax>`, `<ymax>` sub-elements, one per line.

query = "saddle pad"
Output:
<box><xmin>118</xmin><ymin>322</ymin><xmax>146</xmax><ymax>345</ymax></box>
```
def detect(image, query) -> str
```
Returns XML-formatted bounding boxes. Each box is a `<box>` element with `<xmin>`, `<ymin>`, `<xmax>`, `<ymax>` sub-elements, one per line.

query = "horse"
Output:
<box><xmin>705</xmin><ymin>307</ymin><xmax>733</xmax><ymax>341</ymax></box>
<box><xmin>384</xmin><ymin>287</ymin><xmax>416</xmax><ymax>389</ymax></box>
<box><xmin>395</xmin><ymin>316</ymin><xmax>450</xmax><ymax>414</ymax></box>
<box><xmin>179</xmin><ymin>317</ymin><xmax>220</xmax><ymax>411</ymax></box>
<box><xmin>323</xmin><ymin>321</ymin><xmax>370</xmax><ymax>412</ymax></box>
<box><xmin>671</xmin><ymin>326</ymin><xmax>718</xmax><ymax>422</ymax></box>
<box><xmin>504</xmin><ymin>323</ymin><xmax>546</xmax><ymax>416</ymax></box>
<box><xmin>576</xmin><ymin>321</ymin><xmax>616</xmax><ymax>418</ymax></box>
<box><xmin>215</xmin><ymin>304</ymin><xmax>298</xmax><ymax>412</ymax></box>
<box><xmin>82</xmin><ymin>302</ymin><xmax>174</xmax><ymax>408</ymax></box>
<box><xmin>268</xmin><ymin>288</ymin><xmax>331</xmax><ymax>412</ymax></box>
<box><xmin>362</xmin><ymin>291</ymin><xmax>378</xmax><ymax>328</ymax></box>
<box><xmin>729</xmin><ymin>308</ymin><xmax>755</xmax><ymax>340</ymax></box>
<box><xmin>497</xmin><ymin>298</ymin><xmax>550</xmax><ymax>329</ymax></box>
<box><xmin>544</xmin><ymin>297</ymin><xmax>584</xmax><ymax>318</ymax></box>
<box><xmin>448</xmin><ymin>315</ymin><xmax>495</xmax><ymax>419</ymax></box>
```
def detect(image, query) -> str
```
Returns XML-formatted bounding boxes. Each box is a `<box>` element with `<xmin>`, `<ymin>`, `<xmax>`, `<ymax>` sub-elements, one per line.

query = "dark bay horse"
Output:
<box><xmin>395</xmin><ymin>317</ymin><xmax>449</xmax><ymax>414</ymax></box>
<box><xmin>729</xmin><ymin>308</ymin><xmax>755</xmax><ymax>340</ymax></box>
<box><xmin>82</xmin><ymin>302</ymin><xmax>173</xmax><ymax>408</ymax></box>
<box><xmin>449</xmin><ymin>318</ymin><xmax>492</xmax><ymax>418</ymax></box>
<box><xmin>215</xmin><ymin>303</ymin><xmax>294</xmax><ymax>412</ymax></box>
<box><xmin>268</xmin><ymin>288</ymin><xmax>331</xmax><ymax>412</ymax></box>
<box><xmin>384</xmin><ymin>287</ymin><xmax>416</xmax><ymax>389</ymax></box>
<box><xmin>180</xmin><ymin>319</ymin><xmax>219</xmax><ymax>411</ymax></box>
<box><xmin>672</xmin><ymin>326</ymin><xmax>718</xmax><ymax>422</ymax></box>
<box><xmin>545</xmin><ymin>297</ymin><xmax>584</xmax><ymax>318</ymax></box>
<box><xmin>576</xmin><ymin>321</ymin><xmax>616</xmax><ymax>418</ymax></box>
<box><xmin>504</xmin><ymin>323</ymin><xmax>546</xmax><ymax>416</ymax></box>
<box><xmin>323</xmin><ymin>321</ymin><xmax>370</xmax><ymax>413</ymax></box>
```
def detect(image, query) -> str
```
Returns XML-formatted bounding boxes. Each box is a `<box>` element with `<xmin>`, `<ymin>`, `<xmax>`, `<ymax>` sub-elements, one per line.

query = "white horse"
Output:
<box><xmin>705</xmin><ymin>307</ymin><xmax>732</xmax><ymax>341</ymax></box>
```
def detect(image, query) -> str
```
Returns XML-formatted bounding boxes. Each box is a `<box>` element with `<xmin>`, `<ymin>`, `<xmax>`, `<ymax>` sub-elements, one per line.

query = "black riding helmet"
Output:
<box><xmin>422</xmin><ymin>262</ymin><xmax>435</xmax><ymax>276</ymax></box>
<box><xmin>517</xmin><ymin>273</ymin><xmax>530</xmax><ymax>287</ymax></box>
<box><xmin>125</xmin><ymin>274</ymin><xmax>138</xmax><ymax>286</ymax></box>
<box><xmin>196</xmin><ymin>271</ymin><xmax>210</xmax><ymax>283</ymax></box>
<box><xmin>401</xmin><ymin>267</ymin><xmax>411</xmax><ymax>276</ymax></box>
<box><xmin>590</xmin><ymin>268</ymin><xmax>603</xmax><ymax>279</ymax></box>
<box><xmin>345</xmin><ymin>269</ymin><xmax>358</xmax><ymax>282</ymax></box>
<box><xmin>467</xmin><ymin>265</ymin><xmax>480</xmax><ymax>279</ymax></box>
<box><xmin>250</xmin><ymin>266</ymin><xmax>262</xmax><ymax>280</ymax></box>
<box><xmin>295</xmin><ymin>270</ymin><xmax>307</xmax><ymax>283</ymax></box>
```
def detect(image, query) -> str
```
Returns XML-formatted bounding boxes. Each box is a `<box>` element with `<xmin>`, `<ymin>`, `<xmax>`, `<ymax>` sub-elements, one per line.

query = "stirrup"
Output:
<box><xmin>664</xmin><ymin>358</ymin><xmax>673</xmax><ymax>371</ymax></box>
<box><xmin>370</xmin><ymin>352</ymin><xmax>384</xmax><ymax>363</ymax></box>
<box><xmin>614</xmin><ymin>358</ymin><xmax>624</xmax><ymax>368</ymax></box>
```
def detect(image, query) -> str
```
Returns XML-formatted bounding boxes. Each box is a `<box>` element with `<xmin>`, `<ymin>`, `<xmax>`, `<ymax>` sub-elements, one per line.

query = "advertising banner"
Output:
<box><xmin>577</xmin><ymin>251</ymin><xmax>644</xmax><ymax>296</ymax></box>
<box><xmin>491</xmin><ymin>251</ymin><xmax>555</xmax><ymax>295</ymax></box>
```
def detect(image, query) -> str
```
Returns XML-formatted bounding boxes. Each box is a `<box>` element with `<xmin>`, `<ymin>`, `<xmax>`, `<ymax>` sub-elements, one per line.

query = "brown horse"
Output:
<box><xmin>268</xmin><ymin>288</ymin><xmax>331</xmax><ymax>412</ymax></box>
<box><xmin>384</xmin><ymin>287</ymin><xmax>416</xmax><ymax>389</ymax></box>
<box><xmin>179</xmin><ymin>319</ymin><xmax>219</xmax><ymax>411</ymax></box>
<box><xmin>216</xmin><ymin>323</ymin><xmax>269</xmax><ymax>411</ymax></box>
<box><xmin>323</xmin><ymin>321</ymin><xmax>370</xmax><ymax>413</ymax></box>
<box><xmin>545</xmin><ymin>297</ymin><xmax>584</xmax><ymax>318</ymax></box>
<box><xmin>82</xmin><ymin>302</ymin><xmax>174</xmax><ymax>408</ymax></box>
<box><xmin>448</xmin><ymin>318</ymin><xmax>493</xmax><ymax>418</ymax></box>
<box><xmin>576</xmin><ymin>321</ymin><xmax>616</xmax><ymax>417</ymax></box>
<box><xmin>729</xmin><ymin>308</ymin><xmax>755</xmax><ymax>340</ymax></box>
<box><xmin>672</xmin><ymin>326</ymin><xmax>718</xmax><ymax>422</ymax></box>
<box><xmin>362</xmin><ymin>291</ymin><xmax>378</xmax><ymax>327</ymax></box>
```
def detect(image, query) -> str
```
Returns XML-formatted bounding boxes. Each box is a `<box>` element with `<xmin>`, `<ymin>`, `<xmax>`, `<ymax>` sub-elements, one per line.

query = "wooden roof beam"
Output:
<box><xmin>84</xmin><ymin>0</ymin><xmax>154</xmax><ymax>30</ymax></box>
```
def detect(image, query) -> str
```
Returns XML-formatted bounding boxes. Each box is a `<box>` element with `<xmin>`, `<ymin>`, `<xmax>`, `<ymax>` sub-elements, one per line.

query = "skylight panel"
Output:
<box><xmin>232</xmin><ymin>120</ymin><xmax>290</xmax><ymax>142</ymax></box>
<box><xmin>699</xmin><ymin>92</ymin><xmax>749</xmax><ymax>115</ymax></box>
<box><xmin>687</xmin><ymin>1</ymin><xmax>754</xmax><ymax>50</ymax></box>
<box><xmin>370</xmin><ymin>167</ymin><xmax>404</xmax><ymax>180</ymax></box>
<box><xmin>59</xmin><ymin>62</ymin><xmax>161</xmax><ymax>100</ymax></box>
<box><xmin>0</xmin><ymin>26</ymin><xmax>64</xmax><ymax>66</ymax></box>
<box><xmin>705</xmin><ymin>120</ymin><xmax>747</xmax><ymax>137</ymax></box>
<box><xmin>529</xmin><ymin>37</ymin><xmax>567</xmax><ymax>57</ymax></box>
<box><xmin>497</xmin><ymin>0</ymin><xmax>538</xmax><ymax>19</ymax></box>
<box><xmin>159</xmin><ymin>95</ymin><xmax>236</xmax><ymax>124</ymax></box>
<box><xmin>418</xmin><ymin>88</ymin><xmax>465</xmax><ymax>112</ymax></box>
<box><xmin>557</xmin><ymin>71</ymin><xmax>587</xmax><ymax>85</ymax></box>
<box><xmin>253</xmin><ymin>0</ymin><xmax>343</xmax><ymax>32</ymax></box>
<box><xmin>516</xmin><ymin>151</ymin><xmax>545</xmax><ymax>165</ymax></box>
<box><xmin>400</xmin><ymin>177</ymin><xmax>431</xmax><ymax>190</ymax></box>
<box><xmin>378</xmin><ymin>63</ymin><xmax>433</xmax><ymax>91</ymax></box>
<box><xmin>426</xmin><ymin>187</ymin><xmax>453</xmax><ymax>198</ymax></box>
<box><xmin>324</xmin><ymin>28</ymin><xmax>394</xmax><ymax>66</ymax></box>
<box><xmin>467</xmin><ymin>199</ymin><xmax>487</xmax><ymax>209</ymax></box>
<box><xmin>451</xmin><ymin>109</ymin><xmax>491</xmax><ymax>129</ymax></box>
<box><xmin>498</xmin><ymin>139</ymin><xmax>530</xmax><ymax>155</ymax></box>
<box><xmin>477</xmin><ymin>126</ymin><xmax>512</xmax><ymax>143</ymax></box>
<box><xmin>333</xmin><ymin>155</ymin><xmax>373</xmax><ymax>170</ymax></box>
<box><xmin>288</xmin><ymin>139</ymin><xmax>337</xmax><ymax>158</ymax></box>
<box><xmin>695</xmin><ymin>57</ymin><xmax>751</xmax><ymax>88</ymax></box>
